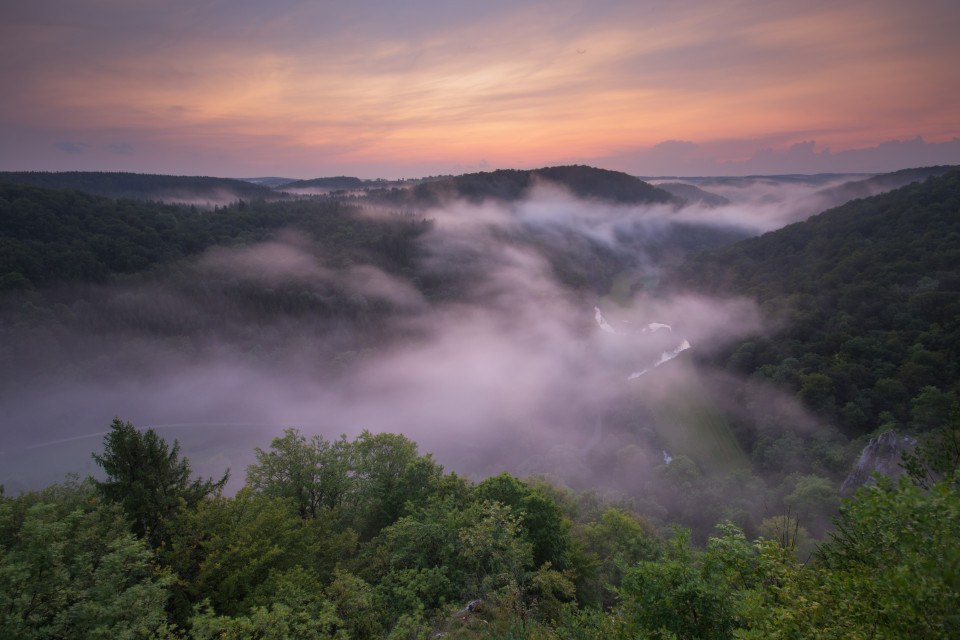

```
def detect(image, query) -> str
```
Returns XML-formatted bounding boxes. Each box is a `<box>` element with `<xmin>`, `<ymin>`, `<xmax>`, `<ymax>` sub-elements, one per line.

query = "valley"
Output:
<box><xmin>1</xmin><ymin>164</ymin><xmax>958</xmax><ymax>638</ymax></box>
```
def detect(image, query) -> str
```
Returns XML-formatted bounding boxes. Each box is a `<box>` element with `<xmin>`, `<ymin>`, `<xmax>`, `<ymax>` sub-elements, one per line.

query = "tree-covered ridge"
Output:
<box><xmin>0</xmin><ymin>171</ymin><xmax>280</xmax><ymax>202</ymax></box>
<box><xmin>0</xmin><ymin>181</ymin><xmax>429</xmax><ymax>292</ymax></box>
<box><xmin>1</xmin><ymin>417</ymin><xmax>957</xmax><ymax>639</ymax></box>
<box><xmin>654</xmin><ymin>181</ymin><xmax>732</xmax><ymax>207</ymax></box>
<box><xmin>366</xmin><ymin>165</ymin><xmax>680</xmax><ymax>208</ymax></box>
<box><xmin>282</xmin><ymin>176</ymin><xmax>372</xmax><ymax>190</ymax></box>
<box><xmin>674</xmin><ymin>170</ymin><xmax>960</xmax><ymax>439</ymax></box>
<box><xmin>280</xmin><ymin>176</ymin><xmax>428</xmax><ymax>191</ymax></box>
<box><xmin>814</xmin><ymin>164</ymin><xmax>960</xmax><ymax>205</ymax></box>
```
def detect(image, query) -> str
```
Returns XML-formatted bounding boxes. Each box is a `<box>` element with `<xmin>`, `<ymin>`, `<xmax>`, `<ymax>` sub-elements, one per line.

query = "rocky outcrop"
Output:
<box><xmin>840</xmin><ymin>430</ymin><xmax>916</xmax><ymax>495</ymax></box>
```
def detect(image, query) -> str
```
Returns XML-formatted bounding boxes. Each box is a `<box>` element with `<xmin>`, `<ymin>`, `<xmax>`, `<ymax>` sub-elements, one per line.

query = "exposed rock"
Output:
<box><xmin>840</xmin><ymin>430</ymin><xmax>916</xmax><ymax>495</ymax></box>
<box><xmin>455</xmin><ymin>599</ymin><xmax>483</xmax><ymax>617</ymax></box>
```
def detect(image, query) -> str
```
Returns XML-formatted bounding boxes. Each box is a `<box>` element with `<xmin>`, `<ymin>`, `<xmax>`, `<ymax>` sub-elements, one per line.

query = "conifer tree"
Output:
<box><xmin>92</xmin><ymin>418</ymin><xmax>229</xmax><ymax>547</ymax></box>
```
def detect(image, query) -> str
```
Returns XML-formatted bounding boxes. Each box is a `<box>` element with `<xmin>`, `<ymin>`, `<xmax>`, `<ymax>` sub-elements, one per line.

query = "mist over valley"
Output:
<box><xmin>3</xmin><ymin>163</ymin><xmax>960</xmax><ymax>638</ymax></box>
<box><xmin>4</xmin><ymin>1</ymin><xmax>960</xmax><ymax>634</ymax></box>
<box><xmin>3</xmin><ymin>165</ymin><xmax>958</xmax><ymax>508</ymax></box>
<box><xmin>0</xmin><ymin>167</ymin><xmax>757</xmax><ymax>491</ymax></box>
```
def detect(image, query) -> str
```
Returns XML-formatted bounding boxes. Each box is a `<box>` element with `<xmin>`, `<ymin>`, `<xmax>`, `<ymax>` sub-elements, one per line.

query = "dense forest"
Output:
<box><xmin>0</xmin><ymin>181</ymin><xmax>427</xmax><ymax>292</ymax></box>
<box><xmin>1</xmin><ymin>417</ymin><xmax>956</xmax><ymax>638</ymax></box>
<box><xmin>364</xmin><ymin>165</ymin><xmax>680</xmax><ymax>209</ymax></box>
<box><xmin>1</xmin><ymin>165</ymin><xmax>959</xmax><ymax>637</ymax></box>
<box><xmin>0</xmin><ymin>171</ymin><xmax>281</xmax><ymax>203</ymax></box>
<box><xmin>674</xmin><ymin>170</ymin><xmax>960</xmax><ymax>447</ymax></box>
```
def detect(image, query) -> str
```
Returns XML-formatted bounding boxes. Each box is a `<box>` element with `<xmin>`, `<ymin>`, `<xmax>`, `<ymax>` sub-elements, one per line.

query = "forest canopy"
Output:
<box><xmin>1</xmin><ymin>417</ymin><xmax>957</xmax><ymax>639</ymax></box>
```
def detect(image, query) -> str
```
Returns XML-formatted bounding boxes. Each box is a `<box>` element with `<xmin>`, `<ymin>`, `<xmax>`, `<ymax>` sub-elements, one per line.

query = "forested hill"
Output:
<box><xmin>0</xmin><ymin>181</ymin><xmax>426</xmax><ymax>292</ymax></box>
<box><xmin>814</xmin><ymin>164</ymin><xmax>960</xmax><ymax>205</ymax></box>
<box><xmin>0</xmin><ymin>171</ymin><xmax>279</xmax><ymax>203</ymax></box>
<box><xmin>366</xmin><ymin>165</ymin><xmax>680</xmax><ymax>207</ymax></box>
<box><xmin>674</xmin><ymin>169</ymin><xmax>960</xmax><ymax>438</ymax></box>
<box><xmin>654</xmin><ymin>182</ymin><xmax>731</xmax><ymax>207</ymax></box>
<box><xmin>280</xmin><ymin>176</ymin><xmax>418</xmax><ymax>191</ymax></box>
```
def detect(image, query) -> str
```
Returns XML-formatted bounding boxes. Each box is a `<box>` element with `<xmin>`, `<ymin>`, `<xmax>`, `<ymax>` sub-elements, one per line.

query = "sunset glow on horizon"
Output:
<box><xmin>2</xmin><ymin>0</ymin><xmax>959</xmax><ymax>178</ymax></box>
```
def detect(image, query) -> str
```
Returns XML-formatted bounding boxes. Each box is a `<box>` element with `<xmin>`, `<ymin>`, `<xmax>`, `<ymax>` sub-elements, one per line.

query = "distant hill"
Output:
<box><xmin>670</xmin><ymin>173</ymin><xmax>869</xmax><ymax>188</ymax></box>
<box><xmin>679</xmin><ymin>169</ymin><xmax>960</xmax><ymax>297</ymax></box>
<box><xmin>367</xmin><ymin>165</ymin><xmax>680</xmax><ymax>208</ymax></box>
<box><xmin>649</xmin><ymin>168</ymin><xmax>960</xmax><ymax>228</ymax></box>
<box><xmin>238</xmin><ymin>177</ymin><xmax>300</xmax><ymax>188</ymax></box>
<box><xmin>281</xmin><ymin>176</ymin><xmax>372</xmax><ymax>191</ymax></box>
<box><xmin>0</xmin><ymin>171</ymin><xmax>280</xmax><ymax>204</ymax></box>
<box><xmin>654</xmin><ymin>182</ymin><xmax>731</xmax><ymax>207</ymax></box>
<box><xmin>814</xmin><ymin>165</ymin><xmax>960</xmax><ymax>205</ymax></box>
<box><xmin>279</xmin><ymin>176</ymin><xmax>426</xmax><ymax>192</ymax></box>
<box><xmin>0</xmin><ymin>181</ymin><xmax>418</xmax><ymax>292</ymax></box>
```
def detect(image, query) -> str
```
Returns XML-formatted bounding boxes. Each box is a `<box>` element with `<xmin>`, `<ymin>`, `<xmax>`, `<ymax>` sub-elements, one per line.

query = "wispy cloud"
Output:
<box><xmin>53</xmin><ymin>141</ymin><xmax>91</xmax><ymax>154</ymax></box>
<box><xmin>2</xmin><ymin>0</ymin><xmax>959</xmax><ymax>176</ymax></box>
<box><xmin>107</xmin><ymin>142</ymin><xmax>134</xmax><ymax>155</ymax></box>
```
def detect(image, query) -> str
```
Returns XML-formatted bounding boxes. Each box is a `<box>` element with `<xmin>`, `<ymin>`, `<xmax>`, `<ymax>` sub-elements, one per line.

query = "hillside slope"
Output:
<box><xmin>367</xmin><ymin>165</ymin><xmax>680</xmax><ymax>208</ymax></box>
<box><xmin>0</xmin><ymin>171</ymin><xmax>279</xmax><ymax>203</ymax></box>
<box><xmin>674</xmin><ymin>170</ymin><xmax>960</xmax><ymax>439</ymax></box>
<box><xmin>0</xmin><ymin>181</ymin><xmax>423</xmax><ymax>292</ymax></box>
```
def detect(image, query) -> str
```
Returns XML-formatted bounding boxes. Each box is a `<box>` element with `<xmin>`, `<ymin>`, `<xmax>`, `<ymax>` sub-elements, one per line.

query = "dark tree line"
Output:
<box><xmin>0</xmin><ymin>171</ymin><xmax>279</xmax><ymax>202</ymax></box>
<box><xmin>0</xmin><ymin>181</ymin><xmax>431</xmax><ymax>293</ymax></box>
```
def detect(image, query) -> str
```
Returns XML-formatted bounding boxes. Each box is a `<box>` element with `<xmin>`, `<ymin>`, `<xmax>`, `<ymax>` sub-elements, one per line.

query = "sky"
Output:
<box><xmin>2</xmin><ymin>0</ymin><xmax>959</xmax><ymax>179</ymax></box>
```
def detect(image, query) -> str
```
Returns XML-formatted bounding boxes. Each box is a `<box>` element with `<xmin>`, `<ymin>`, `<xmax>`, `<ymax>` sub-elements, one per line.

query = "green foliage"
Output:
<box><xmin>0</xmin><ymin>483</ymin><xmax>173</xmax><ymax>639</ymax></box>
<box><xmin>780</xmin><ymin>474</ymin><xmax>839</xmax><ymax>539</ymax></box>
<box><xmin>246</xmin><ymin>428</ymin><xmax>353</xmax><ymax>519</ymax></box>
<box><xmin>324</xmin><ymin>569</ymin><xmax>382</xmax><ymax>640</ymax></box>
<box><xmin>171</xmin><ymin>489</ymin><xmax>355</xmax><ymax>618</ymax></box>
<box><xmin>911</xmin><ymin>386</ymin><xmax>955</xmax><ymax>433</ymax></box>
<box><xmin>0</xmin><ymin>179</ymin><xmax>428</xmax><ymax>299</ymax></box>
<box><xmin>732</xmin><ymin>426</ymin><xmax>960</xmax><ymax>639</ymax></box>
<box><xmin>617</xmin><ymin>527</ymin><xmax>740</xmax><ymax>640</ymax></box>
<box><xmin>247</xmin><ymin>428</ymin><xmax>448</xmax><ymax>540</ymax></box>
<box><xmin>92</xmin><ymin>419</ymin><xmax>228</xmax><ymax>548</ymax></box>
<box><xmin>800</xmin><ymin>476</ymin><xmax>959</xmax><ymax>639</ymax></box>
<box><xmin>188</xmin><ymin>599</ymin><xmax>344</xmax><ymax>640</ymax></box>
<box><xmin>458</xmin><ymin>501</ymin><xmax>533</xmax><ymax>600</ymax></box>
<box><xmin>6</xmin><ymin>422</ymin><xmax>960</xmax><ymax>639</ymax></box>
<box><xmin>757</xmin><ymin>515</ymin><xmax>816</xmax><ymax>562</ymax></box>
<box><xmin>362</xmin><ymin>494</ymin><xmax>536</xmax><ymax>617</ymax></box>
<box><xmin>676</xmin><ymin>170</ymin><xmax>960</xmax><ymax>439</ymax></box>
<box><xmin>474</xmin><ymin>472</ymin><xmax>571</xmax><ymax>570</ymax></box>
<box><xmin>350</xmin><ymin>430</ymin><xmax>441</xmax><ymax>539</ymax></box>
<box><xmin>900</xmin><ymin>402</ymin><xmax>960</xmax><ymax>488</ymax></box>
<box><xmin>575</xmin><ymin>508</ymin><xmax>661</xmax><ymax>607</ymax></box>
<box><xmin>725</xmin><ymin>539</ymin><xmax>813</xmax><ymax>640</ymax></box>
<box><xmin>529</xmin><ymin>563</ymin><xmax>577</xmax><ymax>625</ymax></box>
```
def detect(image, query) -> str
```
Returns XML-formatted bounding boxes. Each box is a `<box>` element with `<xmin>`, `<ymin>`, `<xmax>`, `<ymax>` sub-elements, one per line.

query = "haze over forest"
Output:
<box><xmin>1</xmin><ymin>163</ymin><xmax>957</xmax><ymax>495</ymax></box>
<box><xmin>2</xmin><ymin>1</ymin><xmax>960</xmax><ymax>637</ymax></box>
<box><xmin>2</xmin><ymin>162</ymin><xmax>959</xmax><ymax>638</ymax></box>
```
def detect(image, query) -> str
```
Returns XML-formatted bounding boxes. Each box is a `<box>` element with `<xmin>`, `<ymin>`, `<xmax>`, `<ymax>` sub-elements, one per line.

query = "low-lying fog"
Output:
<box><xmin>1</xmin><ymin>175</ymin><xmax>849</xmax><ymax>494</ymax></box>
<box><xmin>651</xmin><ymin>173</ymin><xmax>873</xmax><ymax>232</ymax></box>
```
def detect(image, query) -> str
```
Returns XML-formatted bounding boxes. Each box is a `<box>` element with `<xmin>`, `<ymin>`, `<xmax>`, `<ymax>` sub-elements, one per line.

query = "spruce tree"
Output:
<box><xmin>92</xmin><ymin>418</ymin><xmax>229</xmax><ymax>547</ymax></box>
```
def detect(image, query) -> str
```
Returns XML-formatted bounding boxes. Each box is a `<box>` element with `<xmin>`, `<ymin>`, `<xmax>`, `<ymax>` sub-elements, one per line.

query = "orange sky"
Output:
<box><xmin>1</xmin><ymin>0</ymin><xmax>959</xmax><ymax>177</ymax></box>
